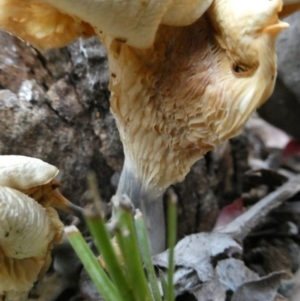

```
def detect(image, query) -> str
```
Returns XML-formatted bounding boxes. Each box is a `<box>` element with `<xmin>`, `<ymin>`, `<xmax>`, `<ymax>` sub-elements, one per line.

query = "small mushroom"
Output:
<box><xmin>0</xmin><ymin>155</ymin><xmax>83</xmax><ymax>218</ymax></box>
<box><xmin>0</xmin><ymin>186</ymin><xmax>63</xmax><ymax>301</ymax></box>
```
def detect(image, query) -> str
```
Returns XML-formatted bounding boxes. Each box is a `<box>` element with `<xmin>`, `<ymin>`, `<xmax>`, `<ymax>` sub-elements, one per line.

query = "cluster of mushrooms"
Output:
<box><xmin>0</xmin><ymin>0</ymin><xmax>300</xmax><ymax>298</ymax></box>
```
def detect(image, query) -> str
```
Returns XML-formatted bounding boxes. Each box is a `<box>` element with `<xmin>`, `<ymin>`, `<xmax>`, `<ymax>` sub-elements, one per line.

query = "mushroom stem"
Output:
<box><xmin>116</xmin><ymin>158</ymin><xmax>165</xmax><ymax>255</ymax></box>
<box><xmin>50</xmin><ymin>190</ymin><xmax>85</xmax><ymax>221</ymax></box>
<box><xmin>63</xmin><ymin>202</ymin><xmax>85</xmax><ymax>220</ymax></box>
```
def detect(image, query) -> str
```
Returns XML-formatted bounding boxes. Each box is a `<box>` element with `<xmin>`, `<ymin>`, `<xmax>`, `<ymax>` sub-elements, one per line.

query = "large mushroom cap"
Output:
<box><xmin>0</xmin><ymin>155</ymin><xmax>58</xmax><ymax>190</ymax></box>
<box><xmin>162</xmin><ymin>0</ymin><xmax>212</xmax><ymax>26</ymax></box>
<box><xmin>43</xmin><ymin>0</ymin><xmax>215</xmax><ymax>48</ymax></box>
<box><xmin>0</xmin><ymin>0</ymin><xmax>213</xmax><ymax>49</ymax></box>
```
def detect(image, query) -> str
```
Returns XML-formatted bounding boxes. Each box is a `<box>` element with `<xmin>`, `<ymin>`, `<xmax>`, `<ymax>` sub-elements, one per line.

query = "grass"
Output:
<box><xmin>65</xmin><ymin>173</ymin><xmax>177</xmax><ymax>301</ymax></box>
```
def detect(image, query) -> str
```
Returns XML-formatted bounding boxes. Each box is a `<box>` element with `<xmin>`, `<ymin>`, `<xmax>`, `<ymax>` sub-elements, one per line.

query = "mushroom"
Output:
<box><xmin>0</xmin><ymin>155</ymin><xmax>83</xmax><ymax>218</ymax></box>
<box><xmin>0</xmin><ymin>186</ymin><xmax>63</xmax><ymax>301</ymax></box>
<box><xmin>106</xmin><ymin>0</ymin><xmax>289</xmax><ymax>253</ymax></box>
<box><xmin>0</xmin><ymin>0</ymin><xmax>291</xmax><ymax>254</ymax></box>
<box><xmin>0</xmin><ymin>155</ymin><xmax>79</xmax><ymax>300</ymax></box>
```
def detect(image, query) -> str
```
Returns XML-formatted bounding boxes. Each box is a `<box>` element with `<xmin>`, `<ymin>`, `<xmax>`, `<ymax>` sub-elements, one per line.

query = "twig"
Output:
<box><xmin>216</xmin><ymin>174</ymin><xmax>300</xmax><ymax>240</ymax></box>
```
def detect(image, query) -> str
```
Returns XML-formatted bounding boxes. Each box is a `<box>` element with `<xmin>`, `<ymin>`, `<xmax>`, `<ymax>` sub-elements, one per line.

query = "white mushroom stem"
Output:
<box><xmin>117</xmin><ymin>157</ymin><xmax>165</xmax><ymax>255</ymax></box>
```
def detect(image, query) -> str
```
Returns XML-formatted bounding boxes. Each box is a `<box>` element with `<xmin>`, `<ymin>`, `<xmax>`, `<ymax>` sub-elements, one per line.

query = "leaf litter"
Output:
<box><xmin>153</xmin><ymin>174</ymin><xmax>300</xmax><ymax>301</ymax></box>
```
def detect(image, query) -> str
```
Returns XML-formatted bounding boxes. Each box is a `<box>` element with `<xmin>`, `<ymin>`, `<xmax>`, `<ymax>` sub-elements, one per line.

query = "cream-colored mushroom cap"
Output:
<box><xmin>0</xmin><ymin>186</ymin><xmax>54</xmax><ymax>259</ymax></box>
<box><xmin>0</xmin><ymin>155</ymin><xmax>58</xmax><ymax>190</ymax></box>
<box><xmin>43</xmin><ymin>0</ymin><xmax>213</xmax><ymax>48</ymax></box>
<box><xmin>162</xmin><ymin>0</ymin><xmax>213</xmax><ymax>26</ymax></box>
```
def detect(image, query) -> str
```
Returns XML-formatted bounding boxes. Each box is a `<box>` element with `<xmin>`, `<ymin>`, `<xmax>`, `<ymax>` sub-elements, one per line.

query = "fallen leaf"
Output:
<box><xmin>231</xmin><ymin>272</ymin><xmax>285</xmax><ymax>301</ymax></box>
<box><xmin>190</xmin><ymin>278</ymin><xmax>226</xmax><ymax>301</ymax></box>
<box><xmin>153</xmin><ymin>233</ymin><xmax>242</xmax><ymax>283</ymax></box>
<box><xmin>216</xmin><ymin>258</ymin><xmax>259</xmax><ymax>291</ymax></box>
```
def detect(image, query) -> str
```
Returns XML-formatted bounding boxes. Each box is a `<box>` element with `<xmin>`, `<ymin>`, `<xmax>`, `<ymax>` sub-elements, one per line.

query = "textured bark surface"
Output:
<box><xmin>0</xmin><ymin>30</ymin><xmax>248</xmax><ymax>236</ymax></box>
<box><xmin>0</xmin><ymin>32</ymin><xmax>120</xmax><ymax>207</ymax></box>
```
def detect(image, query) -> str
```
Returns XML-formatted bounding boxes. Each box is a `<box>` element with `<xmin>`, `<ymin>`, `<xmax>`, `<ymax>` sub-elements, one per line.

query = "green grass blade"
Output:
<box><xmin>86</xmin><ymin>171</ymin><xmax>135</xmax><ymax>300</ymax></box>
<box><xmin>159</xmin><ymin>269</ymin><xmax>169</xmax><ymax>299</ymax></box>
<box><xmin>135</xmin><ymin>210</ymin><xmax>162</xmax><ymax>301</ymax></box>
<box><xmin>65</xmin><ymin>225</ymin><xmax>121</xmax><ymax>301</ymax></box>
<box><xmin>85</xmin><ymin>213</ymin><xmax>136</xmax><ymax>301</ymax></box>
<box><xmin>114</xmin><ymin>202</ymin><xmax>154</xmax><ymax>301</ymax></box>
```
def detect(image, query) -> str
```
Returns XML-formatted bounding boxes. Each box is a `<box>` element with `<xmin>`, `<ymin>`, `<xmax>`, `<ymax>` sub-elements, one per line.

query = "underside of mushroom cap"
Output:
<box><xmin>105</xmin><ymin>0</ymin><xmax>288</xmax><ymax>192</ymax></box>
<box><xmin>0</xmin><ymin>155</ymin><xmax>59</xmax><ymax>190</ymax></box>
